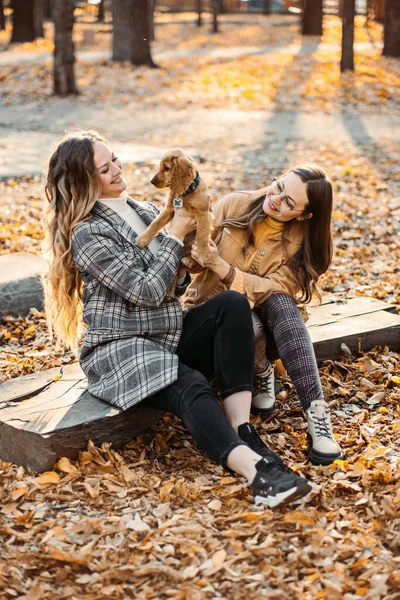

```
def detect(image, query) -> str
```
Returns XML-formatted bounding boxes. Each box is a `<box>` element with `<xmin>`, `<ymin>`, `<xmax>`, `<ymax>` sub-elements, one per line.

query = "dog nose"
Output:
<box><xmin>151</xmin><ymin>176</ymin><xmax>157</xmax><ymax>185</ymax></box>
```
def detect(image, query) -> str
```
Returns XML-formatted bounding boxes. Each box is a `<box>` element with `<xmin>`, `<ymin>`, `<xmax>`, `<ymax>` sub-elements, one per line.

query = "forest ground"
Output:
<box><xmin>0</xmin><ymin>10</ymin><xmax>399</xmax><ymax>600</ymax></box>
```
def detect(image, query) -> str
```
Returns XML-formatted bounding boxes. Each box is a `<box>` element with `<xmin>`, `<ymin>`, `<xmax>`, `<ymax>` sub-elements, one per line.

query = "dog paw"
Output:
<box><xmin>135</xmin><ymin>235</ymin><xmax>148</xmax><ymax>248</ymax></box>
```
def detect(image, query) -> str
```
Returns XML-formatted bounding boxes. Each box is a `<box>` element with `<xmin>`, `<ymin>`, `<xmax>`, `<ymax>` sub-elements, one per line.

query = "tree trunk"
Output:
<box><xmin>98</xmin><ymin>0</ymin><xmax>105</xmax><ymax>22</ymax></box>
<box><xmin>53</xmin><ymin>0</ymin><xmax>77</xmax><ymax>96</ymax></box>
<box><xmin>302</xmin><ymin>0</ymin><xmax>323</xmax><ymax>36</ymax></box>
<box><xmin>196</xmin><ymin>0</ymin><xmax>202</xmax><ymax>27</ymax></box>
<box><xmin>341</xmin><ymin>0</ymin><xmax>355</xmax><ymax>72</ymax></box>
<box><xmin>0</xmin><ymin>0</ymin><xmax>5</xmax><ymax>31</ymax></box>
<box><xmin>148</xmin><ymin>0</ymin><xmax>154</xmax><ymax>42</ymax></box>
<box><xmin>132</xmin><ymin>0</ymin><xmax>157</xmax><ymax>67</ymax></box>
<box><xmin>383</xmin><ymin>0</ymin><xmax>400</xmax><ymax>56</ymax></box>
<box><xmin>112</xmin><ymin>0</ymin><xmax>135</xmax><ymax>61</ymax></box>
<box><xmin>374</xmin><ymin>0</ymin><xmax>385</xmax><ymax>22</ymax></box>
<box><xmin>212</xmin><ymin>0</ymin><xmax>220</xmax><ymax>34</ymax></box>
<box><xmin>11</xmin><ymin>0</ymin><xmax>35</xmax><ymax>43</ymax></box>
<box><xmin>34</xmin><ymin>0</ymin><xmax>45</xmax><ymax>38</ymax></box>
<box><xmin>263</xmin><ymin>0</ymin><xmax>270</xmax><ymax>15</ymax></box>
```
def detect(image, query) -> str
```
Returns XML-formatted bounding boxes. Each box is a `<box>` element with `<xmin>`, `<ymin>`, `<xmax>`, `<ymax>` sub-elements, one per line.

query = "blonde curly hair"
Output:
<box><xmin>42</xmin><ymin>130</ymin><xmax>106</xmax><ymax>350</ymax></box>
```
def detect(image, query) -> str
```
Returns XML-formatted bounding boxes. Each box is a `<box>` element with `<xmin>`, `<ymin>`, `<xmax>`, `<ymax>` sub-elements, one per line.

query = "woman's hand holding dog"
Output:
<box><xmin>191</xmin><ymin>240</ymin><xmax>231</xmax><ymax>280</ymax></box>
<box><xmin>166</xmin><ymin>214</ymin><xmax>197</xmax><ymax>242</ymax></box>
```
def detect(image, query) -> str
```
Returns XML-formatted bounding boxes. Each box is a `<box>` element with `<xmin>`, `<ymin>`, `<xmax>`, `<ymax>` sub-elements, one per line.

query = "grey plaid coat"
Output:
<box><xmin>71</xmin><ymin>199</ymin><xmax>186</xmax><ymax>410</ymax></box>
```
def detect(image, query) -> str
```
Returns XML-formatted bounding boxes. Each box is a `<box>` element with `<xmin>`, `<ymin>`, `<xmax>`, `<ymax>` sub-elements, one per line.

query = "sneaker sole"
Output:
<box><xmin>254</xmin><ymin>480</ymin><xmax>312</xmax><ymax>508</ymax></box>
<box><xmin>250</xmin><ymin>403</ymin><xmax>276</xmax><ymax>417</ymax></box>
<box><xmin>309</xmin><ymin>448</ymin><xmax>343</xmax><ymax>466</ymax></box>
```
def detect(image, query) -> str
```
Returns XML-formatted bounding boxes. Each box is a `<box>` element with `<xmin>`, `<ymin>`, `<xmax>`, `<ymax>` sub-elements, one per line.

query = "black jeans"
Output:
<box><xmin>259</xmin><ymin>293</ymin><xmax>324</xmax><ymax>410</ymax></box>
<box><xmin>142</xmin><ymin>291</ymin><xmax>255</xmax><ymax>465</ymax></box>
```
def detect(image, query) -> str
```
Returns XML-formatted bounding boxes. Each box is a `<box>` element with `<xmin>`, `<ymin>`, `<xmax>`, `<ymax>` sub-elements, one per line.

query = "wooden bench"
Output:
<box><xmin>1</xmin><ymin>295</ymin><xmax>399</xmax><ymax>472</ymax></box>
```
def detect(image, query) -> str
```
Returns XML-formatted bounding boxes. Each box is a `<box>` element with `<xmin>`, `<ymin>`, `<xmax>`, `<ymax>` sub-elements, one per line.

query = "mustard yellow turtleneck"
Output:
<box><xmin>243</xmin><ymin>216</ymin><xmax>284</xmax><ymax>271</ymax></box>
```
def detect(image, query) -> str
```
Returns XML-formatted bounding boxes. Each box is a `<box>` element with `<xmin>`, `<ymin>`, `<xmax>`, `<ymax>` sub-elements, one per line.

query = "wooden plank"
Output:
<box><xmin>307</xmin><ymin>296</ymin><xmax>396</xmax><ymax>328</ymax></box>
<box><xmin>0</xmin><ymin>364</ymin><xmax>162</xmax><ymax>472</ymax></box>
<box><xmin>0</xmin><ymin>366</ymin><xmax>62</xmax><ymax>402</ymax></box>
<box><xmin>310</xmin><ymin>310</ymin><xmax>400</xmax><ymax>362</ymax></box>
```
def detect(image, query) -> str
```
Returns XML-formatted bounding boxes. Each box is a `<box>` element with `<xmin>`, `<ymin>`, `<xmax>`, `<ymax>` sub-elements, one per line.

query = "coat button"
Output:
<box><xmin>260</xmin><ymin>250</ymin><xmax>265</xmax><ymax>256</ymax></box>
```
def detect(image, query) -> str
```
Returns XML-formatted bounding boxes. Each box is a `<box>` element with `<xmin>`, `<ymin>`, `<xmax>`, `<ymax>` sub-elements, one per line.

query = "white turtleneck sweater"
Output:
<box><xmin>98</xmin><ymin>195</ymin><xmax>183</xmax><ymax>255</ymax></box>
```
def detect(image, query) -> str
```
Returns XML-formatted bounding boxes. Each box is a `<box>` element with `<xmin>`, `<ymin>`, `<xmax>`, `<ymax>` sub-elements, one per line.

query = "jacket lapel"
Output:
<box><xmin>92</xmin><ymin>199</ymin><xmax>165</xmax><ymax>256</ymax></box>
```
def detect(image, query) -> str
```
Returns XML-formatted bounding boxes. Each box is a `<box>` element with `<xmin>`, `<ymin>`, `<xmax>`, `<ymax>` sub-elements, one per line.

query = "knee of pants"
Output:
<box><xmin>217</xmin><ymin>290</ymin><xmax>251</xmax><ymax>313</ymax></box>
<box><xmin>178</xmin><ymin>368</ymin><xmax>217</xmax><ymax>410</ymax></box>
<box><xmin>260</xmin><ymin>293</ymin><xmax>299</xmax><ymax>321</ymax></box>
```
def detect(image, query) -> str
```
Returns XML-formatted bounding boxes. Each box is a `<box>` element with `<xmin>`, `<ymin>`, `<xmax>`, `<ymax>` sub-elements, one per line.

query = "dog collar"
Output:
<box><xmin>173</xmin><ymin>172</ymin><xmax>201</xmax><ymax>208</ymax></box>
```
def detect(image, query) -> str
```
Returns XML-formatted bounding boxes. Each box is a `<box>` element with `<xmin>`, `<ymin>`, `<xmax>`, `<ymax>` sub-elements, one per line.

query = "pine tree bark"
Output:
<box><xmin>34</xmin><ymin>0</ymin><xmax>45</xmax><ymax>38</ymax></box>
<box><xmin>383</xmin><ymin>0</ymin><xmax>400</xmax><ymax>57</ymax></box>
<box><xmin>112</xmin><ymin>0</ymin><xmax>135</xmax><ymax>61</ymax></box>
<box><xmin>0</xmin><ymin>0</ymin><xmax>5</xmax><ymax>32</ymax></box>
<box><xmin>53</xmin><ymin>0</ymin><xmax>77</xmax><ymax>96</ymax></box>
<box><xmin>11</xmin><ymin>0</ymin><xmax>35</xmax><ymax>43</ymax></box>
<box><xmin>131</xmin><ymin>0</ymin><xmax>157</xmax><ymax>67</ymax></box>
<box><xmin>302</xmin><ymin>0</ymin><xmax>323</xmax><ymax>36</ymax></box>
<box><xmin>340</xmin><ymin>0</ymin><xmax>355</xmax><ymax>72</ymax></box>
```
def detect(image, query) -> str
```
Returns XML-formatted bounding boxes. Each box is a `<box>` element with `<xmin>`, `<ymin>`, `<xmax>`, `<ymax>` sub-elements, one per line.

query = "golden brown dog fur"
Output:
<box><xmin>136</xmin><ymin>149</ymin><xmax>213</xmax><ymax>269</ymax></box>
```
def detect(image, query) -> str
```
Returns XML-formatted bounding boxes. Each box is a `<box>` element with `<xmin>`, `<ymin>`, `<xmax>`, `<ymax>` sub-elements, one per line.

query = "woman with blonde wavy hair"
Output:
<box><xmin>42</xmin><ymin>130</ymin><xmax>312</xmax><ymax>509</ymax></box>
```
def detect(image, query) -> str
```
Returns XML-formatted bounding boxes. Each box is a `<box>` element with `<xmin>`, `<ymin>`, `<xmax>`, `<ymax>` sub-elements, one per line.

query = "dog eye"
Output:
<box><xmin>164</xmin><ymin>166</ymin><xmax>170</xmax><ymax>172</ymax></box>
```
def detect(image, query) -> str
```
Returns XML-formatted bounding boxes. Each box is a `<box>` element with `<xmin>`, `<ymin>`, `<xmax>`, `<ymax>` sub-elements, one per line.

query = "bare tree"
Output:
<box><xmin>34</xmin><ymin>0</ymin><xmax>46</xmax><ymax>38</ymax></box>
<box><xmin>0</xmin><ymin>0</ymin><xmax>5</xmax><ymax>31</ymax></box>
<box><xmin>302</xmin><ymin>0</ymin><xmax>323</xmax><ymax>36</ymax></box>
<box><xmin>196</xmin><ymin>0</ymin><xmax>202</xmax><ymax>27</ymax></box>
<box><xmin>132</xmin><ymin>0</ymin><xmax>157</xmax><ymax>67</ymax></box>
<box><xmin>53</xmin><ymin>0</ymin><xmax>77</xmax><ymax>96</ymax></box>
<box><xmin>98</xmin><ymin>0</ymin><xmax>105</xmax><ymax>22</ymax></box>
<box><xmin>374</xmin><ymin>0</ymin><xmax>385</xmax><ymax>21</ymax></box>
<box><xmin>340</xmin><ymin>0</ymin><xmax>355</xmax><ymax>72</ymax></box>
<box><xmin>383</xmin><ymin>0</ymin><xmax>400</xmax><ymax>57</ymax></box>
<box><xmin>11</xmin><ymin>0</ymin><xmax>35</xmax><ymax>43</ymax></box>
<box><xmin>212</xmin><ymin>0</ymin><xmax>221</xmax><ymax>34</ymax></box>
<box><xmin>112</xmin><ymin>0</ymin><xmax>135</xmax><ymax>61</ymax></box>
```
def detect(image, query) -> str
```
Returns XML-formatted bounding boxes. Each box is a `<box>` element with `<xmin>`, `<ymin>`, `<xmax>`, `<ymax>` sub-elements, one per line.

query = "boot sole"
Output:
<box><xmin>254</xmin><ymin>480</ymin><xmax>312</xmax><ymax>508</ymax></box>
<box><xmin>307</xmin><ymin>434</ymin><xmax>343</xmax><ymax>466</ymax></box>
<box><xmin>250</xmin><ymin>403</ymin><xmax>276</xmax><ymax>416</ymax></box>
<box><xmin>309</xmin><ymin>448</ymin><xmax>343</xmax><ymax>466</ymax></box>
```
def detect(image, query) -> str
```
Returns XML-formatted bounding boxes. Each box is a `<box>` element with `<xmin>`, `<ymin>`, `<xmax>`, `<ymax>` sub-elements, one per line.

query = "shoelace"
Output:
<box><xmin>249</xmin><ymin>431</ymin><xmax>293</xmax><ymax>474</ymax></box>
<box><xmin>256</xmin><ymin>372</ymin><xmax>272</xmax><ymax>395</ymax></box>
<box><xmin>309</xmin><ymin>410</ymin><xmax>334</xmax><ymax>439</ymax></box>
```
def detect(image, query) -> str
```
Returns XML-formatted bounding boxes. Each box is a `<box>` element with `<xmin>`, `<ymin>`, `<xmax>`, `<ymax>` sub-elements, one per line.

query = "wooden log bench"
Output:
<box><xmin>1</xmin><ymin>295</ymin><xmax>399</xmax><ymax>473</ymax></box>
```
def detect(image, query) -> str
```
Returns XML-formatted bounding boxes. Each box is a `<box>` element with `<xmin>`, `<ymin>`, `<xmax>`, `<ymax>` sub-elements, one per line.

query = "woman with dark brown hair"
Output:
<box><xmin>42</xmin><ymin>131</ymin><xmax>312</xmax><ymax>509</ymax></box>
<box><xmin>186</xmin><ymin>166</ymin><xmax>343</xmax><ymax>466</ymax></box>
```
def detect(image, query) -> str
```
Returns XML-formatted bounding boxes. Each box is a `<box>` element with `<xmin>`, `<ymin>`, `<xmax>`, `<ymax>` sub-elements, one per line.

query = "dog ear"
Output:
<box><xmin>170</xmin><ymin>155</ymin><xmax>197</xmax><ymax>196</ymax></box>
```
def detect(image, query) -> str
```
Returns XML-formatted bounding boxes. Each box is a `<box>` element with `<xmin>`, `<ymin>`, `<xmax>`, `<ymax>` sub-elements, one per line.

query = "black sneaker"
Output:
<box><xmin>238</xmin><ymin>422</ymin><xmax>286</xmax><ymax>469</ymax></box>
<box><xmin>251</xmin><ymin>458</ymin><xmax>312</xmax><ymax>508</ymax></box>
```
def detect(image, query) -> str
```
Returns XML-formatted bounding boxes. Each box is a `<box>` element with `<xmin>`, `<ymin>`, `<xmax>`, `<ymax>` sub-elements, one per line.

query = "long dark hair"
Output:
<box><xmin>216</xmin><ymin>164</ymin><xmax>333</xmax><ymax>303</ymax></box>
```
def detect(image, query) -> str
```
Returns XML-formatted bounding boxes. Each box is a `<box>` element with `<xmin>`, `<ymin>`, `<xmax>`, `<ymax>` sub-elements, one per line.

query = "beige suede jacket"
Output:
<box><xmin>183</xmin><ymin>188</ymin><xmax>305</xmax><ymax>310</ymax></box>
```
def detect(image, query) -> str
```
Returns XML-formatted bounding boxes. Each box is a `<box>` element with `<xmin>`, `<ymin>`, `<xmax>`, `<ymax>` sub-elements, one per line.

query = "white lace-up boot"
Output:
<box><xmin>251</xmin><ymin>366</ymin><xmax>276</xmax><ymax>416</ymax></box>
<box><xmin>306</xmin><ymin>400</ymin><xmax>342</xmax><ymax>465</ymax></box>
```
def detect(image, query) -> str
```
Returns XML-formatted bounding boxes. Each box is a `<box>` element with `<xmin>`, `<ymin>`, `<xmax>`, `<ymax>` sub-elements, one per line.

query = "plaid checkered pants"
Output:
<box><xmin>252</xmin><ymin>294</ymin><xmax>324</xmax><ymax>410</ymax></box>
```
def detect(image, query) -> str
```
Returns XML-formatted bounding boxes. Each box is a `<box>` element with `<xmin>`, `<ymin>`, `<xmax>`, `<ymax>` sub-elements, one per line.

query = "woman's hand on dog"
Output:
<box><xmin>191</xmin><ymin>240</ymin><xmax>219</xmax><ymax>269</ymax></box>
<box><xmin>166</xmin><ymin>214</ymin><xmax>197</xmax><ymax>241</ymax></box>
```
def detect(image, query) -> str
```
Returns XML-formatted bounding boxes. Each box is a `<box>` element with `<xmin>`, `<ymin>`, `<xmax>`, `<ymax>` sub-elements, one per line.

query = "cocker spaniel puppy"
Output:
<box><xmin>136</xmin><ymin>148</ymin><xmax>213</xmax><ymax>267</ymax></box>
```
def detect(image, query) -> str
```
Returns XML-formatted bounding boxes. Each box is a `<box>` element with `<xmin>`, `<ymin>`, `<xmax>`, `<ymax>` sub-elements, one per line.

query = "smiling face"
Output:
<box><xmin>262</xmin><ymin>171</ymin><xmax>310</xmax><ymax>222</ymax></box>
<box><xmin>93</xmin><ymin>141</ymin><xmax>127</xmax><ymax>198</ymax></box>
